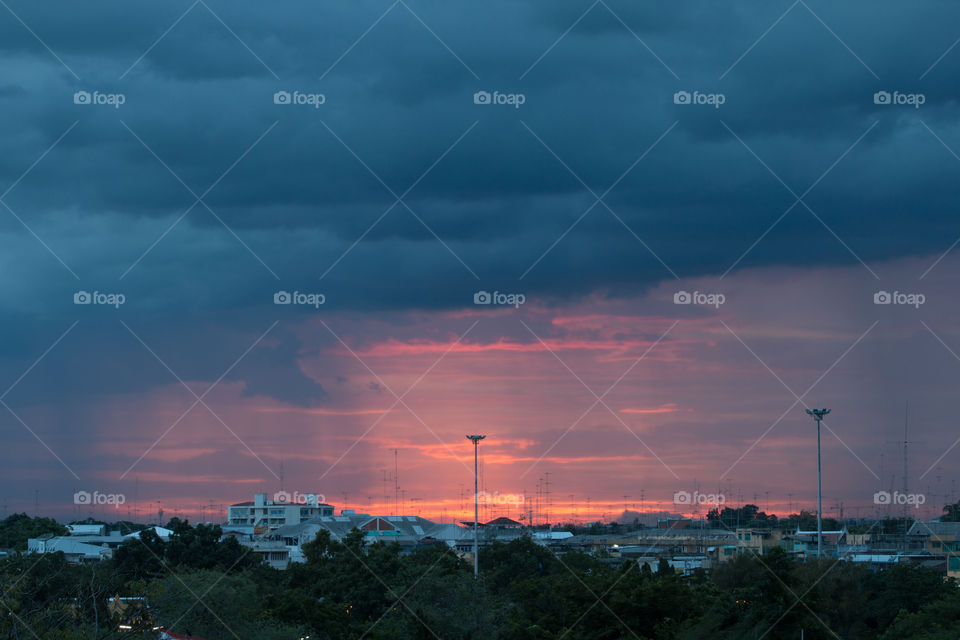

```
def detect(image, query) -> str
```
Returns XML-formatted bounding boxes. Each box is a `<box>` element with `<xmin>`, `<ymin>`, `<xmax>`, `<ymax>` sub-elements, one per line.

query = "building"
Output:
<box><xmin>124</xmin><ymin>525</ymin><xmax>173</xmax><ymax>540</ymax></box>
<box><xmin>28</xmin><ymin>527</ymin><xmax>171</xmax><ymax>563</ymax></box>
<box><xmin>259</xmin><ymin>512</ymin><xmax>539</xmax><ymax>569</ymax></box>
<box><xmin>28</xmin><ymin>534</ymin><xmax>114</xmax><ymax>563</ymax></box>
<box><xmin>227</xmin><ymin>492</ymin><xmax>334</xmax><ymax>530</ymax></box>
<box><xmin>735</xmin><ymin>528</ymin><xmax>783</xmax><ymax>556</ymax></box>
<box><xmin>239</xmin><ymin>540</ymin><xmax>292</xmax><ymax>570</ymax></box>
<box><xmin>66</xmin><ymin>523</ymin><xmax>106</xmax><ymax>536</ymax></box>
<box><xmin>906</xmin><ymin>521</ymin><xmax>960</xmax><ymax>579</ymax></box>
<box><xmin>782</xmin><ymin>528</ymin><xmax>847</xmax><ymax>559</ymax></box>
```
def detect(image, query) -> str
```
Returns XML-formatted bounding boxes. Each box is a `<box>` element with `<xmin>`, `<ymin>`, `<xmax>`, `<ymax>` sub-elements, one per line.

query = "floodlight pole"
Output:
<box><xmin>805</xmin><ymin>408</ymin><xmax>830</xmax><ymax>560</ymax></box>
<box><xmin>466</xmin><ymin>435</ymin><xmax>486</xmax><ymax>578</ymax></box>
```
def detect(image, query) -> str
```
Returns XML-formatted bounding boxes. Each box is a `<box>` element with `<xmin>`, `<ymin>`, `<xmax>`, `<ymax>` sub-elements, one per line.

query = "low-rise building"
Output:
<box><xmin>227</xmin><ymin>492</ymin><xmax>334</xmax><ymax>530</ymax></box>
<box><xmin>735</xmin><ymin>528</ymin><xmax>783</xmax><ymax>556</ymax></box>
<box><xmin>239</xmin><ymin>540</ymin><xmax>292</xmax><ymax>570</ymax></box>
<box><xmin>782</xmin><ymin>528</ymin><xmax>847</xmax><ymax>559</ymax></box>
<box><xmin>906</xmin><ymin>521</ymin><xmax>960</xmax><ymax>579</ymax></box>
<box><xmin>28</xmin><ymin>535</ymin><xmax>113</xmax><ymax>563</ymax></box>
<box><xmin>67</xmin><ymin>523</ymin><xmax>106</xmax><ymax>536</ymax></box>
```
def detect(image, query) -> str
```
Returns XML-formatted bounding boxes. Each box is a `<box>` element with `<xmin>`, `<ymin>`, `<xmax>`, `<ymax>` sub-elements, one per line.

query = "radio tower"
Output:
<box><xmin>886</xmin><ymin>402</ymin><xmax>922</xmax><ymax>520</ymax></box>
<box><xmin>545</xmin><ymin>472</ymin><xmax>552</xmax><ymax>527</ymax></box>
<box><xmin>394</xmin><ymin>449</ymin><xmax>399</xmax><ymax>517</ymax></box>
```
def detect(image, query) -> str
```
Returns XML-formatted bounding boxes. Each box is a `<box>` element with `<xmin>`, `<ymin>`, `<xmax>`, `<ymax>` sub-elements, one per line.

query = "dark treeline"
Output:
<box><xmin>1</xmin><ymin>514</ymin><xmax>959</xmax><ymax>639</ymax></box>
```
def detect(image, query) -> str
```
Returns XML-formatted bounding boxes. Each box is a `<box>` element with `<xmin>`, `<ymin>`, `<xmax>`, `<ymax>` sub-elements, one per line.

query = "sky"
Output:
<box><xmin>2</xmin><ymin>0</ymin><xmax>960</xmax><ymax>525</ymax></box>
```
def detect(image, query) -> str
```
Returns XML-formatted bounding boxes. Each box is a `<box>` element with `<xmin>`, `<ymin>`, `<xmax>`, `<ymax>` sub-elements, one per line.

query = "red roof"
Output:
<box><xmin>360</xmin><ymin>518</ymin><xmax>396</xmax><ymax>532</ymax></box>
<box><xmin>485</xmin><ymin>517</ymin><xmax>522</xmax><ymax>527</ymax></box>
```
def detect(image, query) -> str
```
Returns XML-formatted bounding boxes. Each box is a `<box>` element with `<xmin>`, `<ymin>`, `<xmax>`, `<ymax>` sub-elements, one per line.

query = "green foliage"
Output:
<box><xmin>881</xmin><ymin>589</ymin><xmax>960</xmax><ymax>640</ymax></box>
<box><xmin>147</xmin><ymin>569</ymin><xmax>307</xmax><ymax>639</ymax></box>
<box><xmin>0</xmin><ymin>512</ymin><xmax>68</xmax><ymax>550</ymax></box>
<box><xmin>942</xmin><ymin>501</ymin><xmax>960</xmax><ymax>522</ymax></box>
<box><xmin>706</xmin><ymin>504</ymin><xmax>780</xmax><ymax>529</ymax></box>
<box><xmin>113</xmin><ymin>521</ymin><xmax>262</xmax><ymax>583</ymax></box>
<box><xmin>1</xmin><ymin>521</ymin><xmax>957</xmax><ymax>639</ymax></box>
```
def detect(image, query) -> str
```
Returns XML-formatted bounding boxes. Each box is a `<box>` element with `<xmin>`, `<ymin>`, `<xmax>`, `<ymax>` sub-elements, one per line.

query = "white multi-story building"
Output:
<box><xmin>227</xmin><ymin>492</ymin><xmax>334</xmax><ymax>530</ymax></box>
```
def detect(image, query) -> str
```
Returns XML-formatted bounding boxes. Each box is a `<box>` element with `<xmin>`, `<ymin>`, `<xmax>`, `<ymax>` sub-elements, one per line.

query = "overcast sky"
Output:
<box><xmin>2</xmin><ymin>0</ymin><xmax>960</xmax><ymax>523</ymax></box>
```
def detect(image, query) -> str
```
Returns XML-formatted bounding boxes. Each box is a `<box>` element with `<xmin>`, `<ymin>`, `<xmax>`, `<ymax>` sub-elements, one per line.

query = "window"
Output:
<box><xmin>949</xmin><ymin>557</ymin><xmax>960</xmax><ymax>571</ymax></box>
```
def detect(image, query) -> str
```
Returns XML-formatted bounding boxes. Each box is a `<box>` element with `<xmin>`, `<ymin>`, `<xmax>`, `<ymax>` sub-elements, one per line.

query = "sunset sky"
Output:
<box><xmin>1</xmin><ymin>0</ymin><xmax>959</xmax><ymax>525</ymax></box>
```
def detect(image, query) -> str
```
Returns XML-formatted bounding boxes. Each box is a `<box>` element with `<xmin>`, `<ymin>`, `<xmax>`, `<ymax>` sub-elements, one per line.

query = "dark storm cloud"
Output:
<box><xmin>2</xmin><ymin>0</ymin><xmax>960</xmax><ymax>409</ymax></box>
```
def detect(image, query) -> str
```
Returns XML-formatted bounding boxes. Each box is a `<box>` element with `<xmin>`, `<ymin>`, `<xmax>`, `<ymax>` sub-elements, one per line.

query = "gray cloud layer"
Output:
<box><xmin>1</xmin><ymin>1</ymin><xmax>958</xmax><ymax>417</ymax></box>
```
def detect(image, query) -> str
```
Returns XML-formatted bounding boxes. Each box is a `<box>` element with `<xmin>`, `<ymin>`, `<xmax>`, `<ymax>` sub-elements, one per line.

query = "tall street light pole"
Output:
<box><xmin>805</xmin><ymin>408</ymin><xmax>830</xmax><ymax>560</ymax></box>
<box><xmin>466</xmin><ymin>434</ymin><xmax>486</xmax><ymax>578</ymax></box>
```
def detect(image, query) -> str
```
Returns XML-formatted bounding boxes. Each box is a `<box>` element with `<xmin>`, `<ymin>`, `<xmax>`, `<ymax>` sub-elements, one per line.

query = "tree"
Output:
<box><xmin>0</xmin><ymin>513</ymin><xmax>68</xmax><ymax>550</ymax></box>
<box><xmin>941</xmin><ymin>501</ymin><xmax>960</xmax><ymax>522</ymax></box>
<box><xmin>149</xmin><ymin>569</ymin><xmax>308</xmax><ymax>640</ymax></box>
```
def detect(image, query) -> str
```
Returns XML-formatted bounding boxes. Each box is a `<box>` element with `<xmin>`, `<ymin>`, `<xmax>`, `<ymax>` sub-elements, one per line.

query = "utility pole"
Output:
<box><xmin>466</xmin><ymin>435</ymin><xmax>486</xmax><ymax>578</ymax></box>
<box><xmin>806</xmin><ymin>408</ymin><xmax>830</xmax><ymax>560</ymax></box>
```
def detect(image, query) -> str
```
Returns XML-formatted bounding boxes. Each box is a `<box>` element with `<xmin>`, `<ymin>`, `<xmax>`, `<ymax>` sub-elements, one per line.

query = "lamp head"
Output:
<box><xmin>466</xmin><ymin>435</ymin><xmax>486</xmax><ymax>443</ymax></box>
<box><xmin>805</xmin><ymin>408</ymin><xmax>831</xmax><ymax>419</ymax></box>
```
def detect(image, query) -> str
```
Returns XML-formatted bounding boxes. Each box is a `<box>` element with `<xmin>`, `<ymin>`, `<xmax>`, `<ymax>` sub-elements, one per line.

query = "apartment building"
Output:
<box><xmin>227</xmin><ymin>492</ymin><xmax>334</xmax><ymax>530</ymax></box>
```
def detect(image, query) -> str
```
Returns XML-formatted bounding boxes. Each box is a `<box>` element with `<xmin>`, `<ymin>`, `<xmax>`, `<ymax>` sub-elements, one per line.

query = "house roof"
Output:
<box><xmin>360</xmin><ymin>518</ymin><xmax>396</xmax><ymax>532</ymax></box>
<box><xmin>123</xmin><ymin>525</ymin><xmax>173</xmax><ymax>539</ymax></box>
<box><xmin>907</xmin><ymin>521</ymin><xmax>960</xmax><ymax>537</ymax></box>
<box><xmin>485</xmin><ymin>517</ymin><xmax>522</xmax><ymax>527</ymax></box>
<box><xmin>274</xmin><ymin>515</ymin><xmax>474</xmax><ymax>545</ymax></box>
